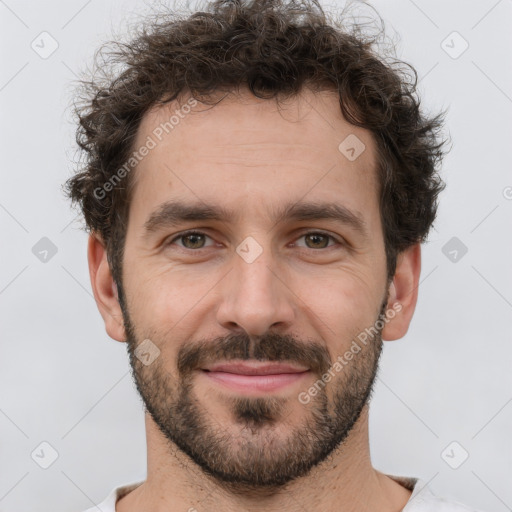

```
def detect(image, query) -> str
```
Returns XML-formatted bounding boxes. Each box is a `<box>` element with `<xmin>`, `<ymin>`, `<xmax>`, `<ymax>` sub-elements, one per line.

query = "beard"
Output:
<box><xmin>119</xmin><ymin>287</ymin><xmax>386</xmax><ymax>492</ymax></box>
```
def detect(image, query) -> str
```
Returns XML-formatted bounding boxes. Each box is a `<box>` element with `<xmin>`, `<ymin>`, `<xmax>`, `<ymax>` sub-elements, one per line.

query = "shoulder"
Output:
<box><xmin>402</xmin><ymin>478</ymin><xmax>485</xmax><ymax>512</ymax></box>
<box><xmin>82</xmin><ymin>481</ymin><xmax>144</xmax><ymax>512</ymax></box>
<box><xmin>405</xmin><ymin>494</ymin><xmax>485</xmax><ymax>512</ymax></box>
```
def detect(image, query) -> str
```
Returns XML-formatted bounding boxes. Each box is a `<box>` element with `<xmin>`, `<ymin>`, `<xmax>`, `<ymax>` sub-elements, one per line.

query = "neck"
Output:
<box><xmin>116</xmin><ymin>405</ymin><xmax>411</xmax><ymax>512</ymax></box>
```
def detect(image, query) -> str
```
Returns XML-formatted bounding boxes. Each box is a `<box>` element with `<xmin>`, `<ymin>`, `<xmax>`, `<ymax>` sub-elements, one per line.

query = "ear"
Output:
<box><xmin>381</xmin><ymin>243</ymin><xmax>421</xmax><ymax>341</ymax></box>
<box><xmin>87</xmin><ymin>233</ymin><xmax>126</xmax><ymax>342</ymax></box>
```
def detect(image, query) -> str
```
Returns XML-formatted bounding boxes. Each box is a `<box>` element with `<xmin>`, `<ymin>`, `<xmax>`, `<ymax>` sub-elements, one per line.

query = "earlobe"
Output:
<box><xmin>381</xmin><ymin>244</ymin><xmax>421</xmax><ymax>341</ymax></box>
<box><xmin>87</xmin><ymin>233</ymin><xmax>126</xmax><ymax>342</ymax></box>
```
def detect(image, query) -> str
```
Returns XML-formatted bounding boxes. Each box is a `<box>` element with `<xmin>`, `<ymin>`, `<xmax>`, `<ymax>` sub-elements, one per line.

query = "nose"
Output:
<box><xmin>215</xmin><ymin>243</ymin><xmax>296</xmax><ymax>337</ymax></box>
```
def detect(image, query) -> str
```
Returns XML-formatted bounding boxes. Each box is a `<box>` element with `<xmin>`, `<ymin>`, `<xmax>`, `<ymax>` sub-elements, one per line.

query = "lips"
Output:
<box><xmin>201</xmin><ymin>362</ymin><xmax>309</xmax><ymax>375</ymax></box>
<box><xmin>200</xmin><ymin>361</ymin><xmax>310</xmax><ymax>393</ymax></box>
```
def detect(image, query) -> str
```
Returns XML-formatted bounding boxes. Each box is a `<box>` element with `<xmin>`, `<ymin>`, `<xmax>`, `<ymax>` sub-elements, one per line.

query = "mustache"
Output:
<box><xmin>176</xmin><ymin>332</ymin><xmax>333</xmax><ymax>377</ymax></box>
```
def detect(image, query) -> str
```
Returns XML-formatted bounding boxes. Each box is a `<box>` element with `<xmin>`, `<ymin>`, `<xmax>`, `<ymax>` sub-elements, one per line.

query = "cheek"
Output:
<box><xmin>122</xmin><ymin>261</ymin><xmax>218</xmax><ymax>344</ymax></box>
<box><xmin>124</xmin><ymin>274</ymin><xmax>176</xmax><ymax>330</ymax></box>
<box><xmin>296</xmin><ymin>269</ymin><xmax>383</xmax><ymax>354</ymax></box>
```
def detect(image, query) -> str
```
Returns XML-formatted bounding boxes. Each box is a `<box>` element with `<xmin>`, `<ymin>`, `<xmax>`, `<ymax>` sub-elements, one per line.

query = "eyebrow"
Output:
<box><xmin>143</xmin><ymin>199</ymin><xmax>368</xmax><ymax>238</ymax></box>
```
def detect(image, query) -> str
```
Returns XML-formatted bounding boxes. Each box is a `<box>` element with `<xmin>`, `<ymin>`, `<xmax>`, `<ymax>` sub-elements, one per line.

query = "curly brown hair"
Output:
<box><xmin>65</xmin><ymin>0</ymin><xmax>448</xmax><ymax>287</ymax></box>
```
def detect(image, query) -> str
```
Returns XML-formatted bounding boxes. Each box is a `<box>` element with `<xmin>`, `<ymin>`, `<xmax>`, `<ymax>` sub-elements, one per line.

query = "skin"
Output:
<box><xmin>88</xmin><ymin>86</ymin><xmax>421</xmax><ymax>511</ymax></box>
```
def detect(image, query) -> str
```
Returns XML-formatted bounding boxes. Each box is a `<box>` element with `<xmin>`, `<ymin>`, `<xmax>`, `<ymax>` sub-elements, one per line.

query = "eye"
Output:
<box><xmin>167</xmin><ymin>230</ymin><xmax>215</xmax><ymax>250</ymax></box>
<box><xmin>165</xmin><ymin>230</ymin><xmax>342</xmax><ymax>252</ymax></box>
<box><xmin>293</xmin><ymin>231</ymin><xmax>340</xmax><ymax>249</ymax></box>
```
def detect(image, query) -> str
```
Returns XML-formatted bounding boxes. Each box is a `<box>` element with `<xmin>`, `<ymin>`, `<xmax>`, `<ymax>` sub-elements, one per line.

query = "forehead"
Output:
<box><xmin>128</xmin><ymin>87</ymin><xmax>379</xmax><ymax>228</ymax></box>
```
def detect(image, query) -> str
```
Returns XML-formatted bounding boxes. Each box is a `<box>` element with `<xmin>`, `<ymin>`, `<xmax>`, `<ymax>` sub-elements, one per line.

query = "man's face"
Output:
<box><xmin>119</xmin><ymin>88</ymin><xmax>390</xmax><ymax>489</ymax></box>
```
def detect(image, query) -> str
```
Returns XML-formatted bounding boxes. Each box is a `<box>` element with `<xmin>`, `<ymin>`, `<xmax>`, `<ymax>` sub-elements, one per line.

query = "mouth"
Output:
<box><xmin>200</xmin><ymin>361</ymin><xmax>311</xmax><ymax>393</ymax></box>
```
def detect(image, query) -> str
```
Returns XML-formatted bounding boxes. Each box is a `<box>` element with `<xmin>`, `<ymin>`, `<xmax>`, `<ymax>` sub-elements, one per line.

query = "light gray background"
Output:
<box><xmin>1</xmin><ymin>0</ymin><xmax>511</xmax><ymax>510</ymax></box>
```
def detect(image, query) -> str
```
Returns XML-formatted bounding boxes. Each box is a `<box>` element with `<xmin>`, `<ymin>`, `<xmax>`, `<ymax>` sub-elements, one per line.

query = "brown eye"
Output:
<box><xmin>291</xmin><ymin>231</ymin><xmax>340</xmax><ymax>250</ymax></box>
<box><xmin>181</xmin><ymin>233</ymin><xmax>206</xmax><ymax>249</ymax></box>
<box><xmin>168</xmin><ymin>231</ymin><xmax>214</xmax><ymax>250</ymax></box>
<box><xmin>303</xmin><ymin>233</ymin><xmax>331</xmax><ymax>249</ymax></box>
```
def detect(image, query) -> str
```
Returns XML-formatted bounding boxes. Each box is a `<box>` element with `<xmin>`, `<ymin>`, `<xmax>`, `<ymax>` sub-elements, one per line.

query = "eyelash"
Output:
<box><xmin>166</xmin><ymin>230</ymin><xmax>342</xmax><ymax>251</ymax></box>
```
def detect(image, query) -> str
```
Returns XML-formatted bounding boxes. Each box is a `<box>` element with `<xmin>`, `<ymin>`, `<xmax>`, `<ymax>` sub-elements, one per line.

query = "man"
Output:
<box><xmin>66</xmin><ymin>0</ymin><xmax>482</xmax><ymax>510</ymax></box>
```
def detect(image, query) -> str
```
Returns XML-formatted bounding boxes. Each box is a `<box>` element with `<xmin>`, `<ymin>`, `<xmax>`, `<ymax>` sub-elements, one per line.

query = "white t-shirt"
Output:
<box><xmin>83</xmin><ymin>475</ymin><xmax>484</xmax><ymax>511</ymax></box>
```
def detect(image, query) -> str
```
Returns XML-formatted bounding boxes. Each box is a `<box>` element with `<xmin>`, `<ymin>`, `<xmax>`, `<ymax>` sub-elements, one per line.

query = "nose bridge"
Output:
<box><xmin>216</xmin><ymin>238</ymin><xmax>295</xmax><ymax>335</ymax></box>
